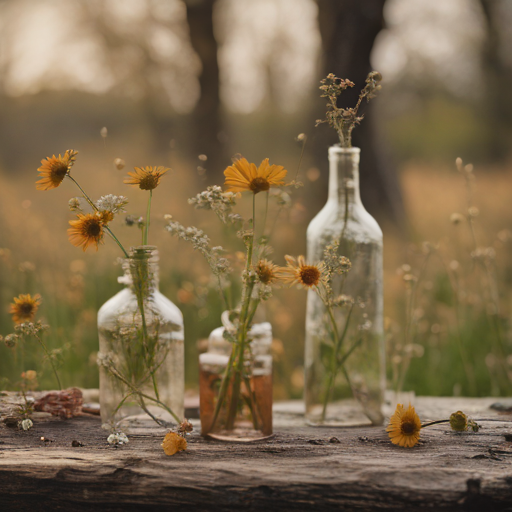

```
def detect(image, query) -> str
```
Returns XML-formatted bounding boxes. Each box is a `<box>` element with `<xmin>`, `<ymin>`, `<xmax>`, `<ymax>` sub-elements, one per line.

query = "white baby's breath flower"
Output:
<box><xmin>95</xmin><ymin>195</ymin><xmax>129</xmax><ymax>215</ymax></box>
<box><xmin>107</xmin><ymin>432</ymin><xmax>129</xmax><ymax>445</ymax></box>
<box><xmin>20</xmin><ymin>418</ymin><xmax>33</xmax><ymax>431</ymax></box>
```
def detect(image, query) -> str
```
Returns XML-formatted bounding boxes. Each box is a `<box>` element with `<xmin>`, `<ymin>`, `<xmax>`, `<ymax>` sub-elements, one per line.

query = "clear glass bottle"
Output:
<box><xmin>305</xmin><ymin>146</ymin><xmax>385</xmax><ymax>426</ymax></box>
<box><xmin>199</xmin><ymin>321</ymin><xmax>273</xmax><ymax>441</ymax></box>
<box><xmin>97</xmin><ymin>246</ymin><xmax>184</xmax><ymax>430</ymax></box>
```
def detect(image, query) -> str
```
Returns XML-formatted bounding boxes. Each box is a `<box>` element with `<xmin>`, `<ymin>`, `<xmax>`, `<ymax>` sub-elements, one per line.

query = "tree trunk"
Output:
<box><xmin>478</xmin><ymin>0</ymin><xmax>512</xmax><ymax>163</ymax></box>
<box><xmin>185</xmin><ymin>0</ymin><xmax>227</xmax><ymax>180</ymax></box>
<box><xmin>316</xmin><ymin>0</ymin><xmax>405</xmax><ymax>227</ymax></box>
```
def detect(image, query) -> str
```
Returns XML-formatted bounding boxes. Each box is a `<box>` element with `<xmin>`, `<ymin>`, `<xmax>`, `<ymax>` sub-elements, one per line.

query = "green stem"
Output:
<box><xmin>35</xmin><ymin>334</ymin><xmax>61</xmax><ymax>390</ymax></box>
<box><xmin>226</xmin><ymin>277</ymin><xmax>256</xmax><ymax>430</ymax></box>
<box><xmin>144</xmin><ymin>190</ymin><xmax>152</xmax><ymax>245</ymax></box>
<box><xmin>112</xmin><ymin>392</ymin><xmax>134</xmax><ymax>417</ymax></box>
<box><xmin>251</xmin><ymin>194</ymin><xmax>256</xmax><ymax>265</ymax></box>
<box><xmin>133</xmin><ymin>263</ymin><xmax>159</xmax><ymax>401</ymax></box>
<box><xmin>321</xmin><ymin>303</ymin><xmax>354</xmax><ymax>421</ymax></box>
<box><xmin>107</xmin><ymin>365</ymin><xmax>180</xmax><ymax>423</ymax></box>
<box><xmin>421</xmin><ymin>419</ymin><xmax>449</xmax><ymax>428</ymax></box>
<box><xmin>396</xmin><ymin>251</ymin><xmax>432</xmax><ymax>394</ymax></box>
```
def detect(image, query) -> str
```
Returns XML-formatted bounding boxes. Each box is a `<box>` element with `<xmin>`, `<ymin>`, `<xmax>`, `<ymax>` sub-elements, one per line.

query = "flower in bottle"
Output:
<box><xmin>224</xmin><ymin>158</ymin><xmax>287</xmax><ymax>194</ymax></box>
<box><xmin>68</xmin><ymin>212</ymin><xmax>105</xmax><ymax>251</ymax></box>
<box><xmin>124</xmin><ymin>166</ymin><xmax>169</xmax><ymax>190</ymax></box>
<box><xmin>36</xmin><ymin>150</ymin><xmax>78</xmax><ymax>190</ymax></box>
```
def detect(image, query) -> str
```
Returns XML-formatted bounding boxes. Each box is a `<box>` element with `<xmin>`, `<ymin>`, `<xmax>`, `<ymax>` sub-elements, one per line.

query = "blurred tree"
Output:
<box><xmin>184</xmin><ymin>0</ymin><xmax>227</xmax><ymax>175</ymax></box>
<box><xmin>316</xmin><ymin>0</ymin><xmax>405</xmax><ymax>227</ymax></box>
<box><xmin>478</xmin><ymin>0</ymin><xmax>512</xmax><ymax>162</ymax></box>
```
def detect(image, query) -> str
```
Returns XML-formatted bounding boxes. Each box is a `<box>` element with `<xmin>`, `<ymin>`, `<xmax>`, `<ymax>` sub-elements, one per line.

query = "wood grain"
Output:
<box><xmin>1</xmin><ymin>397</ymin><xmax>511</xmax><ymax>511</ymax></box>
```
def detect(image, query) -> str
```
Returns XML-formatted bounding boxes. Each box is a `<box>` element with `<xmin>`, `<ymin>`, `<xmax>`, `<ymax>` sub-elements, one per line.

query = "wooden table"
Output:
<box><xmin>1</xmin><ymin>395</ymin><xmax>511</xmax><ymax>511</ymax></box>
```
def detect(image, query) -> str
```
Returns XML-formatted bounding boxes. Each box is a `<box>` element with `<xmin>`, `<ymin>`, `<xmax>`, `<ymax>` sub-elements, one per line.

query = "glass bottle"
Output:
<box><xmin>305</xmin><ymin>146</ymin><xmax>385</xmax><ymax>426</ymax></box>
<box><xmin>97</xmin><ymin>246</ymin><xmax>184</xmax><ymax>430</ymax></box>
<box><xmin>199</xmin><ymin>321</ymin><xmax>273</xmax><ymax>441</ymax></box>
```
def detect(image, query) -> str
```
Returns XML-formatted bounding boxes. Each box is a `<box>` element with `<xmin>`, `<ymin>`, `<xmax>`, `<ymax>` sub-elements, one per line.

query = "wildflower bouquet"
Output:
<box><xmin>36</xmin><ymin>150</ymin><xmax>184</xmax><ymax>430</ymax></box>
<box><xmin>166</xmin><ymin>156</ymin><xmax>293</xmax><ymax>439</ymax></box>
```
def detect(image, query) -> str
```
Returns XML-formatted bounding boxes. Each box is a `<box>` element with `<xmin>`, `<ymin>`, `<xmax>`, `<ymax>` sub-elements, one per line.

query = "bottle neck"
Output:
<box><xmin>328</xmin><ymin>146</ymin><xmax>362</xmax><ymax>206</ymax></box>
<box><xmin>122</xmin><ymin>246</ymin><xmax>159</xmax><ymax>296</ymax></box>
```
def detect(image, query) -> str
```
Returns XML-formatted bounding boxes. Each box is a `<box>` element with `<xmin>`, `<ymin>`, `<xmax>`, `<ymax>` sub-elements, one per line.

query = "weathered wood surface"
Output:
<box><xmin>1</xmin><ymin>397</ymin><xmax>512</xmax><ymax>511</ymax></box>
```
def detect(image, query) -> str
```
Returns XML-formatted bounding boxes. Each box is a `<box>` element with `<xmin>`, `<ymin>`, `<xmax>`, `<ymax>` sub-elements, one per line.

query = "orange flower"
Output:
<box><xmin>279</xmin><ymin>255</ymin><xmax>326</xmax><ymax>288</ymax></box>
<box><xmin>68</xmin><ymin>213</ymin><xmax>105</xmax><ymax>251</ymax></box>
<box><xmin>224</xmin><ymin>158</ymin><xmax>287</xmax><ymax>194</ymax></box>
<box><xmin>386</xmin><ymin>404</ymin><xmax>422</xmax><ymax>448</ymax></box>
<box><xmin>162</xmin><ymin>432</ymin><xmax>187</xmax><ymax>456</ymax></box>
<box><xmin>36</xmin><ymin>150</ymin><xmax>78</xmax><ymax>190</ymax></box>
<box><xmin>124</xmin><ymin>166</ymin><xmax>169</xmax><ymax>190</ymax></box>
<box><xmin>255</xmin><ymin>259</ymin><xmax>281</xmax><ymax>285</ymax></box>
<box><xmin>9</xmin><ymin>294</ymin><xmax>42</xmax><ymax>324</ymax></box>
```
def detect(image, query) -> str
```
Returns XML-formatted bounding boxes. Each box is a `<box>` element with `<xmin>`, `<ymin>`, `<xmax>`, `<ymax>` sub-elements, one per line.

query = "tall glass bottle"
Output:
<box><xmin>305</xmin><ymin>146</ymin><xmax>385</xmax><ymax>426</ymax></box>
<box><xmin>97</xmin><ymin>246</ymin><xmax>184</xmax><ymax>430</ymax></box>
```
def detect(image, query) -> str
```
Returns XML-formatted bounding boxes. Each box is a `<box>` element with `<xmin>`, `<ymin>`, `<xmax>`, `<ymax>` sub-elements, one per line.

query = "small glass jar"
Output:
<box><xmin>305</xmin><ymin>146</ymin><xmax>385</xmax><ymax>426</ymax></box>
<box><xmin>97</xmin><ymin>246</ymin><xmax>184</xmax><ymax>430</ymax></box>
<box><xmin>199</xmin><ymin>322</ymin><xmax>273</xmax><ymax>440</ymax></box>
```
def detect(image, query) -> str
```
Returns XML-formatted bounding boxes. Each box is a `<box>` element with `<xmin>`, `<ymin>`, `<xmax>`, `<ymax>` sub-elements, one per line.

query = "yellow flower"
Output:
<box><xmin>386</xmin><ymin>404</ymin><xmax>422</xmax><ymax>448</ymax></box>
<box><xmin>162</xmin><ymin>432</ymin><xmax>187</xmax><ymax>456</ymax></box>
<box><xmin>9</xmin><ymin>294</ymin><xmax>42</xmax><ymax>324</ymax></box>
<box><xmin>255</xmin><ymin>259</ymin><xmax>281</xmax><ymax>285</ymax></box>
<box><xmin>279</xmin><ymin>255</ymin><xmax>326</xmax><ymax>288</ymax></box>
<box><xmin>68</xmin><ymin>213</ymin><xmax>105</xmax><ymax>252</ymax></box>
<box><xmin>99</xmin><ymin>210</ymin><xmax>114</xmax><ymax>224</ymax></box>
<box><xmin>224</xmin><ymin>158</ymin><xmax>287</xmax><ymax>194</ymax></box>
<box><xmin>124</xmin><ymin>166</ymin><xmax>169</xmax><ymax>190</ymax></box>
<box><xmin>36</xmin><ymin>150</ymin><xmax>78</xmax><ymax>190</ymax></box>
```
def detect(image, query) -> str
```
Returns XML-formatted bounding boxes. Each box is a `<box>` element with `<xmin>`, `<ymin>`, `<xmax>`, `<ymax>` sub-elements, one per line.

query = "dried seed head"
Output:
<box><xmin>114</xmin><ymin>158</ymin><xmax>125</xmax><ymax>170</ymax></box>
<box><xmin>450</xmin><ymin>213</ymin><xmax>465</xmax><ymax>225</ymax></box>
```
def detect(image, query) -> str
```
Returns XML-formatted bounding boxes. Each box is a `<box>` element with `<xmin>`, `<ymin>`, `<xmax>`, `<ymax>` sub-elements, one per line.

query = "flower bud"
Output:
<box><xmin>450</xmin><ymin>410</ymin><xmax>468</xmax><ymax>431</ymax></box>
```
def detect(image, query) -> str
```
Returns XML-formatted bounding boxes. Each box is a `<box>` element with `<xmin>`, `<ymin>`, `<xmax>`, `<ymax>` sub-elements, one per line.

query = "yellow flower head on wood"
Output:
<box><xmin>386</xmin><ymin>403</ymin><xmax>422</xmax><ymax>448</ymax></box>
<box><xmin>162</xmin><ymin>432</ymin><xmax>187</xmax><ymax>456</ymax></box>
<box><xmin>224</xmin><ymin>157</ymin><xmax>287</xmax><ymax>194</ymax></box>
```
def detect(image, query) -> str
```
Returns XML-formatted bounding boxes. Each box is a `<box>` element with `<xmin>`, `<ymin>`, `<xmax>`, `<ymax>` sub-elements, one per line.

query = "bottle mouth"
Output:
<box><xmin>329</xmin><ymin>144</ymin><xmax>361</xmax><ymax>154</ymax></box>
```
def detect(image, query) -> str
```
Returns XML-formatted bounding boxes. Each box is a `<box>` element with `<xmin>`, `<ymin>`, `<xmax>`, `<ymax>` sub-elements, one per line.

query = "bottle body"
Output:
<box><xmin>305</xmin><ymin>146</ymin><xmax>385</xmax><ymax>426</ymax></box>
<box><xmin>199</xmin><ymin>322</ymin><xmax>273</xmax><ymax>440</ymax></box>
<box><xmin>98</xmin><ymin>247</ymin><xmax>184</xmax><ymax>430</ymax></box>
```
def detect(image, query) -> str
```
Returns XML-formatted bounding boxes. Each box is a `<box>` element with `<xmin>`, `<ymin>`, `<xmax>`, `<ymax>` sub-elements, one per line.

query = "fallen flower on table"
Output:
<box><xmin>449</xmin><ymin>410</ymin><xmax>481</xmax><ymax>432</ymax></box>
<box><xmin>386</xmin><ymin>404</ymin><xmax>422</xmax><ymax>448</ymax></box>
<box><xmin>19</xmin><ymin>418</ymin><xmax>33</xmax><ymax>431</ymax></box>
<box><xmin>386</xmin><ymin>404</ymin><xmax>482</xmax><ymax>448</ymax></box>
<box><xmin>107</xmin><ymin>432</ymin><xmax>129</xmax><ymax>446</ymax></box>
<box><xmin>162</xmin><ymin>432</ymin><xmax>187</xmax><ymax>456</ymax></box>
